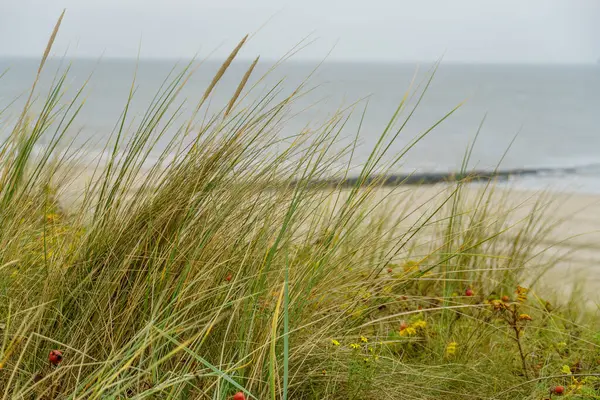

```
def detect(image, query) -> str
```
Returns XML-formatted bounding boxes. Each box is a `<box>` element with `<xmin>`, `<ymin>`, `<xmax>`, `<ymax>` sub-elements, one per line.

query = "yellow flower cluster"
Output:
<box><xmin>399</xmin><ymin>327</ymin><xmax>416</xmax><ymax>337</ymax></box>
<box><xmin>399</xmin><ymin>319</ymin><xmax>426</xmax><ymax>336</ymax></box>
<box><xmin>330</xmin><ymin>336</ymin><xmax>371</xmax><ymax>349</ymax></box>
<box><xmin>446</xmin><ymin>341</ymin><xmax>458</xmax><ymax>357</ymax></box>
<box><xmin>518</xmin><ymin>313</ymin><xmax>533</xmax><ymax>321</ymax></box>
<box><xmin>516</xmin><ymin>285</ymin><xmax>529</xmax><ymax>303</ymax></box>
<box><xmin>46</xmin><ymin>213</ymin><xmax>60</xmax><ymax>224</ymax></box>
<box><xmin>489</xmin><ymin>299</ymin><xmax>506</xmax><ymax>310</ymax></box>
<box><xmin>412</xmin><ymin>320</ymin><xmax>427</xmax><ymax>329</ymax></box>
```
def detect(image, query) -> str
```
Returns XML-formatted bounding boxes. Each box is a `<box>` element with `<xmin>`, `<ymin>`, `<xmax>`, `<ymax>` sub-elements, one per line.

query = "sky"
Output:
<box><xmin>0</xmin><ymin>0</ymin><xmax>598</xmax><ymax>63</ymax></box>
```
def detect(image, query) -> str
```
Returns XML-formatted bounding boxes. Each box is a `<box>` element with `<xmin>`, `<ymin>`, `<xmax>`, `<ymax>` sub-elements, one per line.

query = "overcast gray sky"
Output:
<box><xmin>0</xmin><ymin>0</ymin><xmax>598</xmax><ymax>63</ymax></box>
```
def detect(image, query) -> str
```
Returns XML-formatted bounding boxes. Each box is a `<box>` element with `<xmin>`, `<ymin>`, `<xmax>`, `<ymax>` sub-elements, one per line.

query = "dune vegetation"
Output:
<box><xmin>1</xmin><ymin>14</ymin><xmax>600</xmax><ymax>399</ymax></box>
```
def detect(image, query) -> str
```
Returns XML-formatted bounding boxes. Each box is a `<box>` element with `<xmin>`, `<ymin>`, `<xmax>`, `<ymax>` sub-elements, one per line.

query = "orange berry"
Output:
<box><xmin>553</xmin><ymin>385</ymin><xmax>565</xmax><ymax>395</ymax></box>
<box><xmin>399</xmin><ymin>320</ymin><xmax>408</xmax><ymax>331</ymax></box>
<box><xmin>225</xmin><ymin>274</ymin><xmax>232</xmax><ymax>282</ymax></box>
<box><xmin>387</xmin><ymin>268</ymin><xmax>393</xmax><ymax>273</ymax></box>
<box><xmin>48</xmin><ymin>350</ymin><xmax>63</xmax><ymax>366</ymax></box>
<box><xmin>501</xmin><ymin>295</ymin><xmax>510</xmax><ymax>302</ymax></box>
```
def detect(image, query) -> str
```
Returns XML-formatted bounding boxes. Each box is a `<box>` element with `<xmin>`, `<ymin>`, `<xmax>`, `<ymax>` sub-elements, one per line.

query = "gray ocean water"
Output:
<box><xmin>0</xmin><ymin>58</ymin><xmax>599</xmax><ymax>192</ymax></box>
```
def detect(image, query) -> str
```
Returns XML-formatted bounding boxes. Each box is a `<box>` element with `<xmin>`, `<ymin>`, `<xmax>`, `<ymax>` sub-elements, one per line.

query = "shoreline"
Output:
<box><xmin>303</xmin><ymin>165</ymin><xmax>586</xmax><ymax>187</ymax></box>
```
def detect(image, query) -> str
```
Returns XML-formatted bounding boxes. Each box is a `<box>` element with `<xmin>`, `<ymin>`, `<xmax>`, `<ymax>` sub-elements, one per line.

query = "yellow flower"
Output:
<box><xmin>516</xmin><ymin>285</ymin><xmax>528</xmax><ymax>294</ymax></box>
<box><xmin>350</xmin><ymin>343</ymin><xmax>361</xmax><ymax>350</ymax></box>
<box><xmin>490</xmin><ymin>300</ymin><xmax>505</xmax><ymax>310</ymax></box>
<box><xmin>518</xmin><ymin>314</ymin><xmax>533</xmax><ymax>321</ymax></box>
<box><xmin>360</xmin><ymin>335</ymin><xmax>368</xmax><ymax>343</ymax></box>
<box><xmin>331</xmin><ymin>339</ymin><xmax>340</xmax><ymax>346</ymax></box>
<box><xmin>446</xmin><ymin>341</ymin><xmax>458</xmax><ymax>357</ymax></box>
<box><xmin>561</xmin><ymin>365</ymin><xmax>572</xmax><ymax>375</ymax></box>
<box><xmin>46</xmin><ymin>213</ymin><xmax>59</xmax><ymax>223</ymax></box>
<box><xmin>569</xmin><ymin>373</ymin><xmax>583</xmax><ymax>389</ymax></box>
<box><xmin>516</xmin><ymin>285</ymin><xmax>529</xmax><ymax>303</ymax></box>
<box><xmin>412</xmin><ymin>320</ymin><xmax>427</xmax><ymax>329</ymax></box>
<box><xmin>399</xmin><ymin>327</ymin><xmax>416</xmax><ymax>336</ymax></box>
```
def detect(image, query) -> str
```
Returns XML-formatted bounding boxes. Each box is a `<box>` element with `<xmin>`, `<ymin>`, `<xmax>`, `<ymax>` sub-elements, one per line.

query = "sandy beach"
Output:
<box><xmin>503</xmin><ymin>188</ymin><xmax>600</xmax><ymax>302</ymax></box>
<box><xmin>325</xmin><ymin>183</ymin><xmax>600</xmax><ymax>303</ymax></box>
<box><xmin>58</xmin><ymin>171</ymin><xmax>600</xmax><ymax>302</ymax></box>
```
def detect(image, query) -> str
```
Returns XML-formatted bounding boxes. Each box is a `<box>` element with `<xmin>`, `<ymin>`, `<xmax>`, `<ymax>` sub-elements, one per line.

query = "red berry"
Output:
<box><xmin>225</xmin><ymin>274</ymin><xmax>232</xmax><ymax>282</ymax></box>
<box><xmin>232</xmin><ymin>392</ymin><xmax>246</xmax><ymax>400</ymax></box>
<box><xmin>48</xmin><ymin>350</ymin><xmax>63</xmax><ymax>366</ymax></box>
<box><xmin>465</xmin><ymin>288</ymin><xmax>474</xmax><ymax>297</ymax></box>
<box><xmin>553</xmin><ymin>385</ymin><xmax>565</xmax><ymax>395</ymax></box>
<box><xmin>501</xmin><ymin>295</ymin><xmax>510</xmax><ymax>302</ymax></box>
<box><xmin>387</xmin><ymin>268</ymin><xmax>393</xmax><ymax>273</ymax></box>
<box><xmin>399</xmin><ymin>320</ymin><xmax>408</xmax><ymax>331</ymax></box>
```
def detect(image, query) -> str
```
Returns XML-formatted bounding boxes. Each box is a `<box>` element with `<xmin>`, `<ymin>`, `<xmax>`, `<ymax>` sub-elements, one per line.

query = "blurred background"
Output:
<box><xmin>1</xmin><ymin>0</ymin><xmax>599</xmax><ymax>191</ymax></box>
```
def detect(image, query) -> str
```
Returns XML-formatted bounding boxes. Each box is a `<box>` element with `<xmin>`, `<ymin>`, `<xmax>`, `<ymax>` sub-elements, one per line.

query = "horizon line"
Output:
<box><xmin>0</xmin><ymin>55</ymin><xmax>597</xmax><ymax>66</ymax></box>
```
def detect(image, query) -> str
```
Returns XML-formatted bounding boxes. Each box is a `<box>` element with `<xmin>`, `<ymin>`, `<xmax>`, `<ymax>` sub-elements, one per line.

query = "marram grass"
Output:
<box><xmin>0</xmin><ymin>14</ymin><xmax>599</xmax><ymax>400</ymax></box>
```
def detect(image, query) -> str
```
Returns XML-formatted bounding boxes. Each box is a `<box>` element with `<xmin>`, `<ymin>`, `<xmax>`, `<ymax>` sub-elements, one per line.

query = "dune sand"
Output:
<box><xmin>367</xmin><ymin>184</ymin><xmax>600</xmax><ymax>304</ymax></box>
<box><xmin>57</xmin><ymin>172</ymin><xmax>600</xmax><ymax>303</ymax></box>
